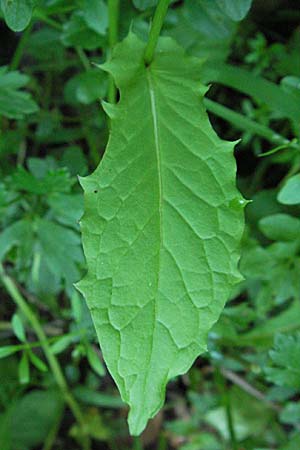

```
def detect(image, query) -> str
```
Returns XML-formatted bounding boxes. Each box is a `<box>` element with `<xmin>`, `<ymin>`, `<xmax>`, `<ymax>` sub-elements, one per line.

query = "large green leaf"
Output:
<box><xmin>77</xmin><ymin>33</ymin><xmax>244</xmax><ymax>435</ymax></box>
<box><xmin>0</xmin><ymin>0</ymin><xmax>35</xmax><ymax>32</ymax></box>
<box><xmin>168</xmin><ymin>1</ymin><xmax>236</xmax><ymax>65</ymax></box>
<box><xmin>259</xmin><ymin>214</ymin><xmax>300</xmax><ymax>242</ymax></box>
<box><xmin>277</xmin><ymin>174</ymin><xmax>300</xmax><ymax>205</ymax></box>
<box><xmin>11</xmin><ymin>390</ymin><xmax>63</xmax><ymax>449</ymax></box>
<box><xmin>61</xmin><ymin>11</ymin><xmax>105</xmax><ymax>50</ymax></box>
<box><xmin>82</xmin><ymin>0</ymin><xmax>108</xmax><ymax>35</ymax></box>
<box><xmin>216</xmin><ymin>0</ymin><xmax>252</xmax><ymax>21</ymax></box>
<box><xmin>132</xmin><ymin>0</ymin><xmax>158</xmax><ymax>10</ymax></box>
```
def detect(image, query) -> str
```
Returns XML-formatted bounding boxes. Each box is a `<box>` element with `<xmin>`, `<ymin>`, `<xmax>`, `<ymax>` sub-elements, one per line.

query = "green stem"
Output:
<box><xmin>35</xmin><ymin>12</ymin><xmax>63</xmax><ymax>30</ymax></box>
<box><xmin>0</xmin><ymin>327</ymin><xmax>88</xmax><ymax>353</ymax></box>
<box><xmin>10</xmin><ymin>24</ymin><xmax>32</xmax><ymax>71</ymax></box>
<box><xmin>225</xmin><ymin>394</ymin><xmax>237</xmax><ymax>450</ymax></box>
<box><xmin>215</xmin><ymin>368</ymin><xmax>238</xmax><ymax>450</ymax></box>
<box><xmin>82</xmin><ymin>123</ymin><xmax>100</xmax><ymax>166</ymax></box>
<box><xmin>133</xmin><ymin>436</ymin><xmax>144</xmax><ymax>450</ymax></box>
<box><xmin>76</xmin><ymin>47</ymin><xmax>90</xmax><ymax>71</ymax></box>
<box><xmin>204</xmin><ymin>98</ymin><xmax>291</xmax><ymax>147</ymax></box>
<box><xmin>158</xmin><ymin>434</ymin><xmax>168</xmax><ymax>450</ymax></box>
<box><xmin>42</xmin><ymin>405</ymin><xmax>64</xmax><ymax>450</ymax></box>
<box><xmin>0</xmin><ymin>264</ymin><xmax>90</xmax><ymax>450</ymax></box>
<box><xmin>108</xmin><ymin>0</ymin><xmax>120</xmax><ymax>104</ymax></box>
<box><xmin>221</xmin><ymin>368</ymin><xmax>281</xmax><ymax>413</ymax></box>
<box><xmin>144</xmin><ymin>0</ymin><xmax>171</xmax><ymax>66</ymax></box>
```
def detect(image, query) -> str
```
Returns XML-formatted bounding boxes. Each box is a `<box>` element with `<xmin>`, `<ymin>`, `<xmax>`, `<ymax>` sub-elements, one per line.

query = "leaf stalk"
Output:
<box><xmin>144</xmin><ymin>0</ymin><xmax>171</xmax><ymax>66</ymax></box>
<box><xmin>10</xmin><ymin>24</ymin><xmax>33</xmax><ymax>71</ymax></box>
<box><xmin>108</xmin><ymin>0</ymin><xmax>120</xmax><ymax>103</ymax></box>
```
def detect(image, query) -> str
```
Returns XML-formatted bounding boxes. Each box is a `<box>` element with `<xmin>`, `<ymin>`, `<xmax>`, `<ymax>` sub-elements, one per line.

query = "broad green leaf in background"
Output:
<box><xmin>48</xmin><ymin>193</ymin><xmax>83</xmax><ymax>229</ymax></box>
<box><xmin>0</xmin><ymin>0</ymin><xmax>35</xmax><ymax>31</ymax></box>
<box><xmin>61</xmin><ymin>11</ymin><xmax>105</xmax><ymax>50</ymax></box>
<box><xmin>168</xmin><ymin>1</ymin><xmax>236</xmax><ymax>65</ymax></box>
<box><xmin>0</xmin><ymin>66</ymin><xmax>38</xmax><ymax>119</ymax></box>
<box><xmin>26</xmin><ymin>27</ymin><xmax>63</xmax><ymax>62</ymax></box>
<box><xmin>132</xmin><ymin>0</ymin><xmax>158</xmax><ymax>10</ymax></box>
<box><xmin>280</xmin><ymin>402</ymin><xmax>300</xmax><ymax>425</ymax></box>
<box><xmin>179</xmin><ymin>434</ymin><xmax>222</xmax><ymax>450</ymax></box>
<box><xmin>265</xmin><ymin>333</ymin><xmax>300</xmax><ymax>389</ymax></box>
<box><xmin>277</xmin><ymin>174</ymin><xmax>300</xmax><ymax>205</ymax></box>
<box><xmin>82</xmin><ymin>0</ymin><xmax>108</xmax><ymax>35</ymax></box>
<box><xmin>9</xmin><ymin>390</ymin><xmax>63</xmax><ymax>449</ymax></box>
<box><xmin>77</xmin><ymin>33</ymin><xmax>244</xmax><ymax>435</ymax></box>
<box><xmin>60</xmin><ymin>146</ymin><xmax>88</xmax><ymax>176</ymax></box>
<box><xmin>216</xmin><ymin>0</ymin><xmax>253</xmax><ymax>21</ymax></box>
<box><xmin>185</xmin><ymin>0</ymin><xmax>235</xmax><ymax>42</ymax></box>
<box><xmin>36</xmin><ymin>218</ymin><xmax>83</xmax><ymax>291</ymax></box>
<box><xmin>259</xmin><ymin>214</ymin><xmax>300</xmax><ymax>242</ymax></box>
<box><xmin>65</xmin><ymin>70</ymin><xmax>107</xmax><ymax>105</ymax></box>
<box><xmin>0</xmin><ymin>219</ymin><xmax>33</xmax><ymax>263</ymax></box>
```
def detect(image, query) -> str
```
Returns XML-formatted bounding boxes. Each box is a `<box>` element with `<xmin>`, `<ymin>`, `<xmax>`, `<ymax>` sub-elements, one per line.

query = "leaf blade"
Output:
<box><xmin>216</xmin><ymin>0</ymin><xmax>252</xmax><ymax>21</ymax></box>
<box><xmin>78</xmin><ymin>33</ymin><xmax>244</xmax><ymax>435</ymax></box>
<box><xmin>1</xmin><ymin>0</ymin><xmax>35</xmax><ymax>32</ymax></box>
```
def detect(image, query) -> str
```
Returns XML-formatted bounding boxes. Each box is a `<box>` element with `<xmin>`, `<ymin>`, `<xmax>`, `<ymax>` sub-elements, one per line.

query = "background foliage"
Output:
<box><xmin>0</xmin><ymin>0</ymin><xmax>300</xmax><ymax>449</ymax></box>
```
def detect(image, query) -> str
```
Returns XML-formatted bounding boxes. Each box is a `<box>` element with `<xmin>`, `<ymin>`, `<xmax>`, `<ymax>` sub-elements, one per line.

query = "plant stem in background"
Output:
<box><xmin>215</xmin><ymin>367</ymin><xmax>238</xmax><ymax>450</ymax></box>
<box><xmin>221</xmin><ymin>368</ymin><xmax>281</xmax><ymax>413</ymax></box>
<box><xmin>204</xmin><ymin>98</ymin><xmax>292</xmax><ymax>147</ymax></box>
<box><xmin>0</xmin><ymin>264</ymin><xmax>90</xmax><ymax>450</ymax></box>
<box><xmin>133</xmin><ymin>436</ymin><xmax>144</xmax><ymax>450</ymax></box>
<box><xmin>144</xmin><ymin>0</ymin><xmax>171</xmax><ymax>65</ymax></box>
<box><xmin>10</xmin><ymin>24</ymin><xmax>33</xmax><ymax>70</ymax></box>
<box><xmin>35</xmin><ymin>11</ymin><xmax>63</xmax><ymax>30</ymax></box>
<box><xmin>76</xmin><ymin>47</ymin><xmax>90</xmax><ymax>71</ymax></box>
<box><xmin>42</xmin><ymin>406</ymin><xmax>64</xmax><ymax>450</ymax></box>
<box><xmin>108</xmin><ymin>0</ymin><xmax>120</xmax><ymax>104</ymax></box>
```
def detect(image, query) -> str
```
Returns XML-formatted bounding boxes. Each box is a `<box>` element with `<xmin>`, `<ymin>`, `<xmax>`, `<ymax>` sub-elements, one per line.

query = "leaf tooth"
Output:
<box><xmin>199</xmin><ymin>84</ymin><xmax>210</xmax><ymax>97</ymax></box>
<box><xmin>78</xmin><ymin>175</ymin><xmax>99</xmax><ymax>193</ymax></box>
<box><xmin>101</xmin><ymin>101</ymin><xmax>118</xmax><ymax>119</ymax></box>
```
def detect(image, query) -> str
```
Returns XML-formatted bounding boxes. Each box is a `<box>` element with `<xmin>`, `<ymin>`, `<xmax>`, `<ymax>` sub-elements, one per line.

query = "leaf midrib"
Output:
<box><xmin>144</xmin><ymin>67</ymin><xmax>163</xmax><ymax>392</ymax></box>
